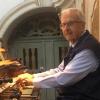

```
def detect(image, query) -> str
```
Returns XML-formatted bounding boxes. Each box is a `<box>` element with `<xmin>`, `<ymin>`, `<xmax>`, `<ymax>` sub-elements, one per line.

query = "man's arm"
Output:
<box><xmin>32</xmin><ymin>49</ymin><xmax>99</xmax><ymax>88</ymax></box>
<box><xmin>34</xmin><ymin>61</ymin><xmax>64</xmax><ymax>77</ymax></box>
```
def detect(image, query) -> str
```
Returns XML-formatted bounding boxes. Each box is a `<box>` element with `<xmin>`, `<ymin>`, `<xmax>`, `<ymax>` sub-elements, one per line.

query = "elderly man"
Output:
<box><xmin>17</xmin><ymin>8</ymin><xmax>100</xmax><ymax>100</ymax></box>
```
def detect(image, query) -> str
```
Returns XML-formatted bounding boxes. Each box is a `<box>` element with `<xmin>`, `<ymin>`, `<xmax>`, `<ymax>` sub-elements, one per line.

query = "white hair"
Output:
<box><xmin>59</xmin><ymin>8</ymin><xmax>85</xmax><ymax>23</ymax></box>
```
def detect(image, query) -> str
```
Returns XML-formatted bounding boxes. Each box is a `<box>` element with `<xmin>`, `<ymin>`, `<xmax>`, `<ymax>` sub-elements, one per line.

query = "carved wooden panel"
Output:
<box><xmin>91</xmin><ymin>0</ymin><xmax>99</xmax><ymax>39</ymax></box>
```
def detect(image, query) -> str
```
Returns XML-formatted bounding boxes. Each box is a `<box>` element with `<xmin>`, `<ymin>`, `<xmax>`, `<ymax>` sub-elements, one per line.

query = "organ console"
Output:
<box><xmin>0</xmin><ymin>48</ymin><xmax>39</xmax><ymax>100</ymax></box>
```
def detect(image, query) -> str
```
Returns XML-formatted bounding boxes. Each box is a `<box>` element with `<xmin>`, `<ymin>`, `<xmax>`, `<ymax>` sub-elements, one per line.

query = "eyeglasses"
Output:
<box><xmin>60</xmin><ymin>20</ymin><xmax>82</xmax><ymax>28</ymax></box>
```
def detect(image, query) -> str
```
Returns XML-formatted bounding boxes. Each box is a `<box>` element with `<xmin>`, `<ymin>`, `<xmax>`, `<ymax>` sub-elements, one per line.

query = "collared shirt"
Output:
<box><xmin>32</xmin><ymin>49</ymin><xmax>99</xmax><ymax>88</ymax></box>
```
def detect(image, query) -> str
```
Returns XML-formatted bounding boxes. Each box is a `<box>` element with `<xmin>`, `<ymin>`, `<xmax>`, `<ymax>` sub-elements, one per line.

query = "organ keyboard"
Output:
<box><xmin>0</xmin><ymin>75</ymin><xmax>39</xmax><ymax>100</ymax></box>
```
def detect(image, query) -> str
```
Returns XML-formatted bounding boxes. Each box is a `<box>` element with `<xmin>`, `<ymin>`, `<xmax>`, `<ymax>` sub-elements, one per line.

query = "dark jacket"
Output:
<box><xmin>58</xmin><ymin>30</ymin><xmax>100</xmax><ymax>100</ymax></box>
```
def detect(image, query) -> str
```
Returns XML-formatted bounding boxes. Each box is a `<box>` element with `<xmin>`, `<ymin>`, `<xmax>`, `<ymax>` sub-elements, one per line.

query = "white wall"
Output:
<box><xmin>75</xmin><ymin>0</ymin><xmax>83</xmax><ymax>10</ymax></box>
<box><xmin>0</xmin><ymin>0</ymin><xmax>24</xmax><ymax>20</ymax></box>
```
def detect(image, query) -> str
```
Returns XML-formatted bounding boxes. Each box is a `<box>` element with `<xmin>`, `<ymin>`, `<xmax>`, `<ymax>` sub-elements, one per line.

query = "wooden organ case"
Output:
<box><xmin>0</xmin><ymin>48</ymin><xmax>39</xmax><ymax>100</ymax></box>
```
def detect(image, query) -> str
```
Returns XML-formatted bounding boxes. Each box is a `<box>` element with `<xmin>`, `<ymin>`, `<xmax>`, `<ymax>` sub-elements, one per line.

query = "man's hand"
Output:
<box><xmin>16</xmin><ymin>73</ymin><xmax>33</xmax><ymax>86</ymax></box>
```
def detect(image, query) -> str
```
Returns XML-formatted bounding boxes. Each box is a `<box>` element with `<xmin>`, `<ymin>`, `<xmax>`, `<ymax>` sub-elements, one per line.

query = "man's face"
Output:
<box><xmin>60</xmin><ymin>12</ymin><xmax>84</xmax><ymax>44</ymax></box>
